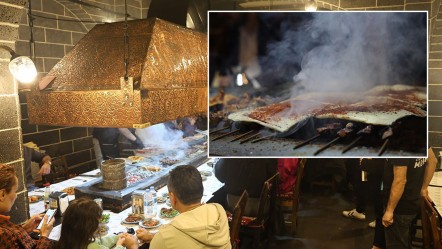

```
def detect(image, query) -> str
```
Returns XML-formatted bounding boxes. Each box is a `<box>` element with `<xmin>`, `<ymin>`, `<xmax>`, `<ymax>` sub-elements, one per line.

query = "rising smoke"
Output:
<box><xmin>262</xmin><ymin>12</ymin><xmax>427</xmax><ymax>94</ymax></box>
<box><xmin>135</xmin><ymin>123</ymin><xmax>188</xmax><ymax>159</ymax></box>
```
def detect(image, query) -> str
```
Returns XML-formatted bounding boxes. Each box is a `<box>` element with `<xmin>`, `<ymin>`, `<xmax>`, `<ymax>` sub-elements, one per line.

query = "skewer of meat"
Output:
<box><xmin>209</xmin><ymin>126</ymin><xmax>230</xmax><ymax>134</ymax></box>
<box><xmin>378</xmin><ymin>127</ymin><xmax>393</xmax><ymax>156</ymax></box>
<box><xmin>211</xmin><ymin>129</ymin><xmax>240</xmax><ymax>141</ymax></box>
<box><xmin>239</xmin><ymin>133</ymin><xmax>261</xmax><ymax>144</ymax></box>
<box><xmin>293</xmin><ymin>123</ymin><xmax>342</xmax><ymax>150</ymax></box>
<box><xmin>230</xmin><ymin>130</ymin><xmax>257</xmax><ymax>142</ymax></box>
<box><xmin>250</xmin><ymin>134</ymin><xmax>275</xmax><ymax>143</ymax></box>
<box><xmin>314</xmin><ymin>123</ymin><xmax>355</xmax><ymax>155</ymax></box>
<box><xmin>342</xmin><ymin>125</ymin><xmax>372</xmax><ymax>154</ymax></box>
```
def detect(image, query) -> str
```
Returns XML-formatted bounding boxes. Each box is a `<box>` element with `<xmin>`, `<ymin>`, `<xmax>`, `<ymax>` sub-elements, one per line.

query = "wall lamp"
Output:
<box><xmin>305</xmin><ymin>0</ymin><xmax>318</xmax><ymax>11</ymax></box>
<box><xmin>0</xmin><ymin>45</ymin><xmax>37</xmax><ymax>84</ymax></box>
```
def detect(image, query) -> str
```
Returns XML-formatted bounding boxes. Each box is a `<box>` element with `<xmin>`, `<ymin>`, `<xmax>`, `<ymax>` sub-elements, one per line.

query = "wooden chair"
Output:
<box><xmin>421</xmin><ymin>196</ymin><xmax>442</xmax><ymax>249</ymax></box>
<box><xmin>240</xmin><ymin>172</ymin><xmax>280</xmax><ymax>249</ymax></box>
<box><xmin>278</xmin><ymin>158</ymin><xmax>307</xmax><ymax>237</ymax></box>
<box><xmin>229</xmin><ymin>190</ymin><xmax>249</xmax><ymax>249</ymax></box>
<box><xmin>48</xmin><ymin>156</ymin><xmax>69</xmax><ymax>183</ymax></box>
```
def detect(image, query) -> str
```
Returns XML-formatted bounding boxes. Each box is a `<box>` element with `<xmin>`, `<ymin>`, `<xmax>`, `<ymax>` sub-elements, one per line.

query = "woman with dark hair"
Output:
<box><xmin>54</xmin><ymin>198</ymin><xmax>138</xmax><ymax>249</ymax></box>
<box><xmin>0</xmin><ymin>163</ymin><xmax>54</xmax><ymax>249</ymax></box>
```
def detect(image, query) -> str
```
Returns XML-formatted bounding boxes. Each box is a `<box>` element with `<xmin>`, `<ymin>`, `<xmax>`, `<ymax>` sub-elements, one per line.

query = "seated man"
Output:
<box><xmin>214</xmin><ymin>158</ymin><xmax>277</xmax><ymax>216</ymax></box>
<box><xmin>23</xmin><ymin>146</ymin><xmax>52</xmax><ymax>190</ymax></box>
<box><xmin>136</xmin><ymin>165</ymin><xmax>231</xmax><ymax>249</ymax></box>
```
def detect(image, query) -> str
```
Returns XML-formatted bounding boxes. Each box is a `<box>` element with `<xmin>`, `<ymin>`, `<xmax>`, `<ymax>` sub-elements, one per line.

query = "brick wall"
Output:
<box><xmin>0</xmin><ymin>0</ymin><xmax>29</xmax><ymax>224</ymax></box>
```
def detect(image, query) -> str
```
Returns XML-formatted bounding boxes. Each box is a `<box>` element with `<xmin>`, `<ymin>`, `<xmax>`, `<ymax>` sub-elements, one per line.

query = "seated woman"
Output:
<box><xmin>53</xmin><ymin>197</ymin><xmax>138</xmax><ymax>249</ymax></box>
<box><xmin>0</xmin><ymin>164</ymin><xmax>54</xmax><ymax>249</ymax></box>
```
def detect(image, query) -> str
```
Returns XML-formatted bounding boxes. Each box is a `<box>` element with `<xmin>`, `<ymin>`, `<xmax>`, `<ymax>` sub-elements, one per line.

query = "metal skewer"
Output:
<box><xmin>378</xmin><ymin>138</ymin><xmax>389</xmax><ymax>156</ymax></box>
<box><xmin>239</xmin><ymin>133</ymin><xmax>260</xmax><ymax>144</ymax></box>
<box><xmin>211</xmin><ymin>129</ymin><xmax>240</xmax><ymax>141</ymax></box>
<box><xmin>293</xmin><ymin>134</ymin><xmax>321</xmax><ymax>150</ymax></box>
<box><xmin>342</xmin><ymin>136</ymin><xmax>362</xmax><ymax>154</ymax></box>
<box><xmin>230</xmin><ymin>130</ymin><xmax>257</xmax><ymax>142</ymax></box>
<box><xmin>250</xmin><ymin>134</ymin><xmax>275</xmax><ymax>143</ymax></box>
<box><xmin>209</xmin><ymin>126</ymin><xmax>230</xmax><ymax>135</ymax></box>
<box><xmin>314</xmin><ymin>136</ymin><xmax>341</xmax><ymax>155</ymax></box>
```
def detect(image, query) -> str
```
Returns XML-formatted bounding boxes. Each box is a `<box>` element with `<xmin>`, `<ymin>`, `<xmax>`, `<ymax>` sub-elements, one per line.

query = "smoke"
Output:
<box><xmin>135</xmin><ymin>123</ymin><xmax>188</xmax><ymax>159</ymax></box>
<box><xmin>261</xmin><ymin>12</ymin><xmax>427</xmax><ymax>95</ymax></box>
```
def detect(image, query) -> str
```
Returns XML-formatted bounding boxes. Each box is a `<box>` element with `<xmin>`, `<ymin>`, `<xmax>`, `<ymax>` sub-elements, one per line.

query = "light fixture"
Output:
<box><xmin>0</xmin><ymin>45</ymin><xmax>37</xmax><ymax>84</ymax></box>
<box><xmin>305</xmin><ymin>0</ymin><xmax>317</xmax><ymax>11</ymax></box>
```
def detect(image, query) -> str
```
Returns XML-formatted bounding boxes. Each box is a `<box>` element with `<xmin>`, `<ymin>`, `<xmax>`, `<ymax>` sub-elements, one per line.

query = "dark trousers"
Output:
<box><xmin>384</xmin><ymin>213</ymin><xmax>416</xmax><ymax>249</ymax></box>
<box><xmin>347</xmin><ymin>162</ymin><xmax>366</xmax><ymax>213</ymax></box>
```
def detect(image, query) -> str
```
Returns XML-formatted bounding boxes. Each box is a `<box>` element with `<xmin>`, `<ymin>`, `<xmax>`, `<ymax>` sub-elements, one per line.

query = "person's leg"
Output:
<box><xmin>384</xmin><ymin>213</ymin><xmax>416</xmax><ymax>249</ymax></box>
<box><xmin>373</xmin><ymin>216</ymin><xmax>385</xmax><ymax>248</ymax></box>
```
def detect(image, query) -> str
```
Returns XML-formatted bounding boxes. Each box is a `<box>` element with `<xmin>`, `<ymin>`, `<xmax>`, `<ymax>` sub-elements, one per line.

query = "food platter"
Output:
<box><xmin>160</xmin><ymin>208</ymin><xmax>179</xmax><ymax>218</ymax></box>
<box><xmin>28</xmin><ymin>195</ymin><xmax>43</xmax><ymax>203</ymax></box>
<box><xmin>128</xmin><ymin>156</ymin><xmax>145</xmax><ymax>163</ymax></box>
<box><xmin>139</xmin><ymin>219</ymin><xmax>162</xmax><ymax>229</ymax></box>
<box><xmin>157</xmin><ymin>196</ymin><xmax>167</xmax><ymax>203</ymax></box>
<box><xmin>122</xmin><ymin>214</ymin><xmax>144</xmax><ymax>224</ymax></box>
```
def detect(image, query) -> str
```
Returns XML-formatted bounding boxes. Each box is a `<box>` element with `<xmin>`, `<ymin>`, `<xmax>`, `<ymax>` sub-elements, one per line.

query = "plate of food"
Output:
<box><xmin>95</xmin><ymin>224</ymin><xmax>109</xmax><ymax>236</ymax></box>
<box><xmin>160</xmin><ymin>208</ymin><xmax>179</xmax><ymax>218</ymax></box>
<box><xmin>162</xmin><ymin>192</ymin><xmax>169</xmax><ymax>198</ymax></box>
<box><xmin>128</xmin><ymin>156</ymin><xmax>145</xmax><ymax>164</ymax></box>
<box><xmin>62</xmin><ymin>186</ymin><xmax>75</xmax><ymax>195</ymax></box>
<box><xmin>157</xmin><ymin>196</ymin><xmax>167</xmax><ymax>204</ymax></box>
<box><xmin>141</xmin><ymin>165</ymin><xmax>161</xmax><ymax>172</ymax></box>
<box><xmin>139</xmin><ymin>219</ymin><xmax>161</xmax><ymax>229</ymax></box>
<box><xmin>122</xmin><ymin>214</ymin><xmax>144</xmax><ymax>224</ymax></box>
<box><xmin>28</xmin><ymin>195</ymin><xmax>43</xmax><ymax>203</ymax></box>
<box><xmin>199</xmin><ymin>170</ymin><xmax>212</xmax><ymax>177</ymax></box>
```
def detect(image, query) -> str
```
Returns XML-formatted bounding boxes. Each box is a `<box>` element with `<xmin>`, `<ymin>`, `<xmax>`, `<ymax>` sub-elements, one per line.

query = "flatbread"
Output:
<box><xmin>228</xmin><ymin>84</ymin><xmax>426</xmax><ymax>133</ymax></box>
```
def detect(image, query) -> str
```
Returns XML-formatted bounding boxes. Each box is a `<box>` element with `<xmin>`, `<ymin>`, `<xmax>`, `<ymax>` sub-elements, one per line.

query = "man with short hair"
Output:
<box><xmin>136</xmin><ymin>165</ymin><xmax>231</xmax><ymax>249</ymax></box>
<box><xmin>380</xmin><ymin>148</ymin><xmax>437</xmax><ymax>249</ymax></box>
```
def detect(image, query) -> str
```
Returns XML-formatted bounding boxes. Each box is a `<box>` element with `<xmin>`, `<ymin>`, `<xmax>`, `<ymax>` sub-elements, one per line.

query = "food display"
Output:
<box><xmin>28</xmin><ymin>195</ymin><xmax>42</xmax><ymax>203</ymax></box>
<box><xmin>139</xmin><ymin>219</ymin><xmax>161</xmax><ymax>229</ymax></box>
<box><xmin>160</xmin><ymin>208</ymin><xmax>179</xmax><ymax>218</ymax></box>
<box><xmin>160</xmin><ymin>158</ymin><xmax>179</xmax><ymax>166</ymax></box>
<box><xmin>126</xmin><ymin>170</ymin><xmax>153</xmax><ymax>185</ymax></box>
<box><xmin>100</xmin><ymin>213</ymin><xmax>110</xmax><ymax>223</ymax></box>
<box><xmin>141</xmin><ymin>165</ymin><xmax>162</xmax><ymax>172</ymax></box>
<box><xmin>95</xmin><ymin>224</ymin><xmax>109</xmax><ymax>236</ymax></box>
<box><xmin>123</xmin><ymin>214</ymin><xmax>144</xmax><ymax>224</ymax></box>
<box><xmin>157</xmin><ymin>196</ymin><xmax>167</xmax><ymax>203</ymax></box>
<box><xmin>128</xmin><ymin>156</ymin><xmax>144</xmax><ymax>163</ymax></box>
<box><xmin>62</xmin><ymin>186</ymin><xmax>75</xmax><ymax>195</ymax></box>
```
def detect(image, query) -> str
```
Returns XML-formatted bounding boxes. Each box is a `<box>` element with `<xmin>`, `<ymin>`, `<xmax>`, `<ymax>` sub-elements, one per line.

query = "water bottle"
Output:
<box><xmin>44</xmin><ymin>186</ymin><xmax>51</xmax><ymax>210</ymax></box>
<box><xmin>145</xmin><ymin>188</ymin><xmax>153</xmax><ymax>217</ymax></box>
<box><xmin>150</xmin><ymin>186</ymin><xmax>157</xmax><ymax>216</ymax></box>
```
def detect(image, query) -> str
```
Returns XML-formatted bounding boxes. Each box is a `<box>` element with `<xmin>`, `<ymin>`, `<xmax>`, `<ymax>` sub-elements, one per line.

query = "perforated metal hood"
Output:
<box><xmin>27</xmin><ymin>18</ymin><xmax>207</xmax><ymax>128</ymax></box>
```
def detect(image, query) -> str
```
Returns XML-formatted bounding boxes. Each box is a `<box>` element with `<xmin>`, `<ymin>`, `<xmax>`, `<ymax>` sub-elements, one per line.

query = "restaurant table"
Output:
<box><xmin>29</xmin><ymin>159</ymin><xmax>223</xmax><ymax>242</ymax></box>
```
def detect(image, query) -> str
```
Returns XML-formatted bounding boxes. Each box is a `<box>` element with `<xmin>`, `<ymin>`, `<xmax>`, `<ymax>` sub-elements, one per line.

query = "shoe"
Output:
<box><xmin>342</xmin><ymin>208</ymin><xmax>366</xmax><ymax>220</ymax></box>
<box><xmin>368</xmin><ymin>220</ymin><xmax>376</xmax><ymax>228</ymax></box>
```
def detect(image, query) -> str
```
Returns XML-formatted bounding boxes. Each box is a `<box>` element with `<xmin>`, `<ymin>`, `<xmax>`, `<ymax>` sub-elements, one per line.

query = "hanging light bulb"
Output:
<box><xmin>8</xmin><ymin>55</ymin><xmax>37</xmax><ymax>84</ymax></box>
<box><xmin>305</xmin><ymin>0</ymin><xmax>317</xmax><ymax>11</ymax></box>
<box><xmin>0</xmin><ymin>45</ymin><xmax>37</xmax><ymax>84</ymax></box>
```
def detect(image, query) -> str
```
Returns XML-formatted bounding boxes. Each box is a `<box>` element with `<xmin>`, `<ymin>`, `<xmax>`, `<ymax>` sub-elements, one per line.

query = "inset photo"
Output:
<box><xmin>208</xmin><ymin>11</ymin><xmax>427</xmax><ymax>157</ymax></box>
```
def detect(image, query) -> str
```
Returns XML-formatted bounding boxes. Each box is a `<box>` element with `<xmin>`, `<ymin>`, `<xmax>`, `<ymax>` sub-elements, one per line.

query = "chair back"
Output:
<box><xmin>230</xmin><ymin>190</ymin><xmax>249</xmax><ymax>248</ymax></box>
<box><xmin>255</xmin><ymin>172</ymin><xmax>279</xmax><ymax>224</ymax></box>
<box><xmin>421</xmin><ymin>196</ymin><xmax>442</xmax><ymax>249</ymax></box>
<box><xmin>292</xmin><ymin>159</ymin><xmax>306</xmax><ymax>206</ymax></box>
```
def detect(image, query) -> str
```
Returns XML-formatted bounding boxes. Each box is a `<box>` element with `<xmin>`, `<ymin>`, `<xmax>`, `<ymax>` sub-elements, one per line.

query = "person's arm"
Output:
<box><xmin>382</xmin><ymin>165</ymin><xmax>407</xmax><ymax>227</ymax></box>
<box><xmin>119</xmin><ymin>128</ymin><xmax>143</xmax><ymax>149</ymax></box>
<box><xmin>421</xmin><ymin>147</ymin><xmax>437</xmax><ymax>201</ymax></box>
<box><xmin>30</xmin><ymin>148</ymin><xmax>51</xmax><ymax>176</ymax></box>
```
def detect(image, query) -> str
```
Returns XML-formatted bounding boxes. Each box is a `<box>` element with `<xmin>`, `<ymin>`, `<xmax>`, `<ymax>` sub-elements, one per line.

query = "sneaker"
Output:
<box><xmin>342</xmin><ymin>208</ymin><xmax>366</xmax><ymax>220</ymax></box>
<box><xmin>368</xmin><ymin>220</ymin><xmax>376</xmax><ymax>228</ymax></box>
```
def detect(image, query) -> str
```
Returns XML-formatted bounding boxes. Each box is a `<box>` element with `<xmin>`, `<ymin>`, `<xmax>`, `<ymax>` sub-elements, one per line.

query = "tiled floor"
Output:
<box><xmin>269</xmin><ymin>191</ymin><xmax>375</xmax><ymax>249</ymax></box>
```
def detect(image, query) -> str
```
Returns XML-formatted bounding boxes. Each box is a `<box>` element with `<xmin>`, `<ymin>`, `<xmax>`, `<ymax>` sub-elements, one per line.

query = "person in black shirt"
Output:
<box><xmin>214</xmin><ymin>158</ymin><xmax>277</xmax><ymax>216</ymax></box>
<box><xmin>381</xmin><ymin>148</ymin><xmax>436</xmax><ymax>249</ymax></box>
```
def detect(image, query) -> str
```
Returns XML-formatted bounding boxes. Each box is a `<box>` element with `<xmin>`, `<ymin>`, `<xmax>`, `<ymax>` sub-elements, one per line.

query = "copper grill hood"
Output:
<box><xmin>26</xmin><ymin>18</ymin><xmax>207</xmax><ymax>128</ymax></box>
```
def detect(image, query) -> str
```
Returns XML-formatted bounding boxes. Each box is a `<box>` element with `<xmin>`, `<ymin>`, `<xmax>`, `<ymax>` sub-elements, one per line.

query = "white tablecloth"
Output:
<box><xmin>29</xmin><ymin>160</ymin><xmax>223</xmax><ymax>241</ymax></box>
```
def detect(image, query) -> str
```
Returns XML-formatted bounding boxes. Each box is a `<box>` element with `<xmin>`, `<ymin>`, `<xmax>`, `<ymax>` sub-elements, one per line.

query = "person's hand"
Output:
<box><xmin>131</xmin><ymin>137</ymin><xmax>144</xmax><ymax>149</ymax></box>
<box><xmin>120</xmin><ymin>233</ymin><xmax>139</xmax><ymax>249</ymax></box>
<box><xmin>116</xmin><ymin>235</ymin><xmax>126</xmax><ymax>247</ymax></box>
<box><xmin>22</xmin><ymin>214</ymin><xmax>43</xmax><ymax>233</ymax></box>
<box><xmin>39</xmin><ymin>215</ymin><xmax>55</xmax><ymax>237</ymax></box>
<box><xmin>421</xmin><ymin>188</ymin><xmax>432</xmax><ymax>202</ymax></box>
<box><xmin>136</xmin><ymin>228</ymin><xmax>155</xmax><ymax>242</ymax></box>
<box><xmin>38</xmin><ymin>162</ymin><xmax>51</xmax><ymax>175</ymax></box>
<box><xmin>382</xmin><ymin>210</ymin><xmax>394</xmax><ymax>228</ymax></box>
